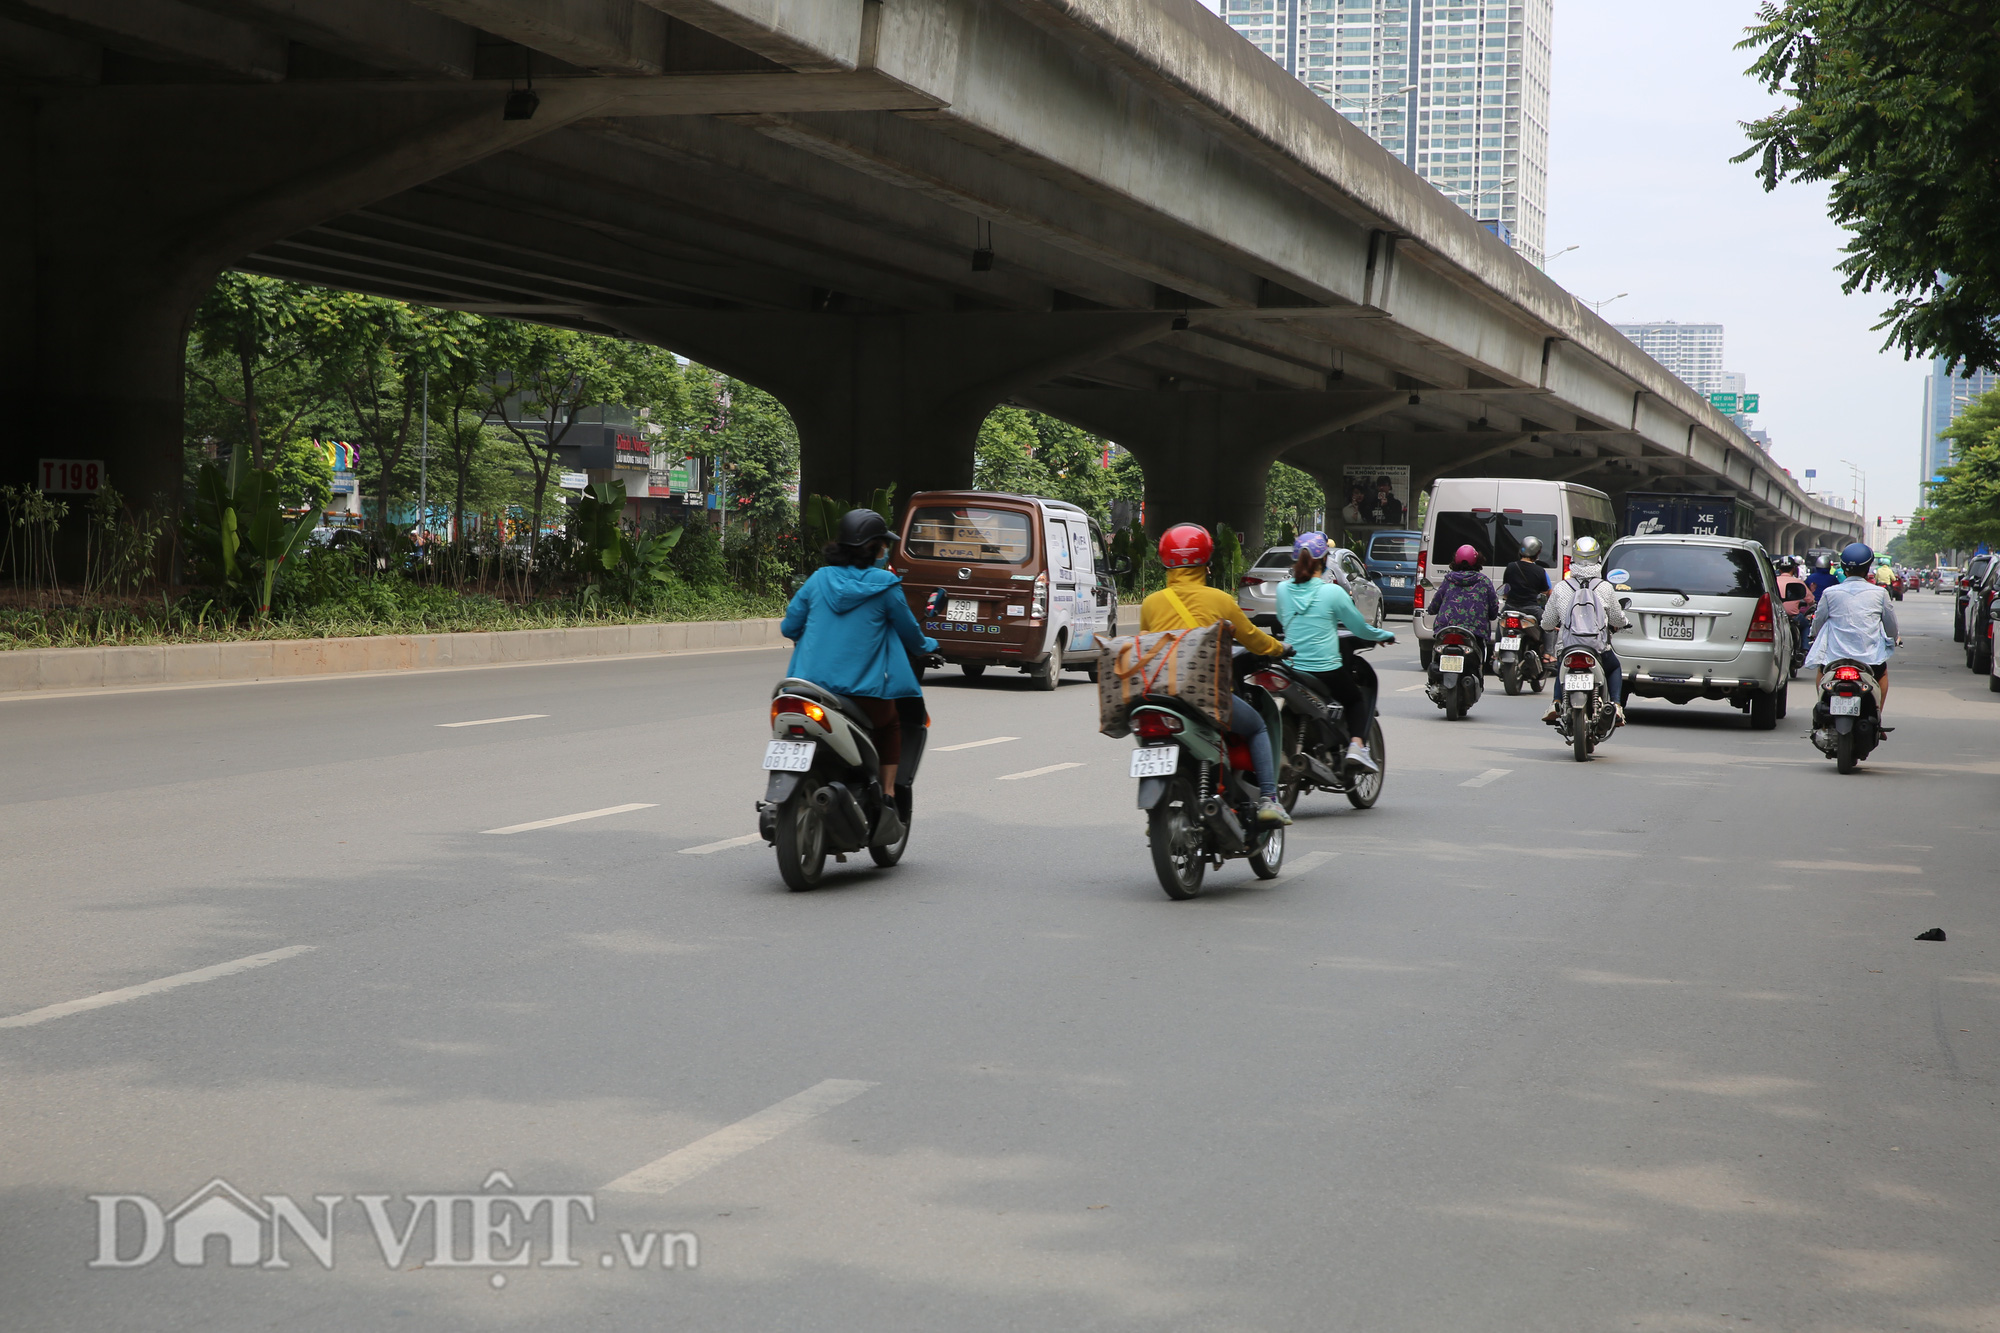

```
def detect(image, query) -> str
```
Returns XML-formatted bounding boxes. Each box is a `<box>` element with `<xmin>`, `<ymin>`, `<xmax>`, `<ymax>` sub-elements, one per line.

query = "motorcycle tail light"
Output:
<box><xmin>1564</xmin><ymin>652</ymin><xmax>1595</xmax><ymax>672</ymax></box>
<box><xmin>1440</xmin><ymin>630</ymin><xmax>1470</xmax><ymax>648</ymax></box>
<box><xmin>1504</xmin><ymin>615</ymin><xmax>1521</xmax><ymax>630</ymax></box>
<box><xmin>1747</xmin><ymin>592</ymin><xmax>1775</xmax><ymax>642</ymax></box>
<box><xmin>1832</xmin><ymin>665</ymin><xmax>1863</xmax><ymax>683</ymax></box>
<box><xmin>1249</xmin><ymin>670</ymin><xmax>1291</xmax><ymax>692</ymax></box>
<box><xmin>1134</xmin><ymin>711</ymin><xmax>1184</xmax><ymax>739</ymax></box>
<box><xmin>772</xmin><ymin>697</ymin><xmax>826</xmax><ymax>726</ymax></box>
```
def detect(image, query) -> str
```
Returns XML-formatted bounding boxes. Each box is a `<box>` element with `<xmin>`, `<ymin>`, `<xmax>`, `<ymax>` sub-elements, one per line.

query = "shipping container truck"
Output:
<box><xmin>1621</xmin><ymin>492</ymin><xmax>1755</xmax><ymax>540</ymax></box>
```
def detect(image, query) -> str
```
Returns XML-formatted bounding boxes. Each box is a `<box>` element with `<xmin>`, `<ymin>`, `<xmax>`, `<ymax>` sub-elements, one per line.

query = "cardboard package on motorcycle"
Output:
<box><xmin>1093</xmin><ymin>620</ymin><xmax>1234</xmax><ymax>738</ymax></box>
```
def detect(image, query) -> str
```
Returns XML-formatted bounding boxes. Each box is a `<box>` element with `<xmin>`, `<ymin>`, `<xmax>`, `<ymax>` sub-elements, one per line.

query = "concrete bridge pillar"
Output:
<box><xmin>601</xmin><ymin>312</ymin><xmax>1174</xmax><ymax>511</ymax></box>
<box><xmin>3</xmin><ymin>82</ymin><xmax>620</xmax><ymax>510</ymax></box>
<box><xmin>1020</xmin><ymin>388</ymin><xmax>1405</xmax><ymax>555</ymax></box>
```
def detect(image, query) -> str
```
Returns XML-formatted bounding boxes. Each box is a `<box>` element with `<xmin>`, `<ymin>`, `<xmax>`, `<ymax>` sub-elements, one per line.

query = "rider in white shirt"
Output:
<box><xmin>1804</xmin><ymin>542</ymin><xmax>1899</xmax><ymax>722</ymax></box>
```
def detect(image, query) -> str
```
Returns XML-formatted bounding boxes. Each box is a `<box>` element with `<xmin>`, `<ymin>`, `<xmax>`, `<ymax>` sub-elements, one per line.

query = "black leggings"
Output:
<box><xmin>1297</xmin><ymin>665</ymin><xmax>1368</xmax><ymax>733</ymax></box>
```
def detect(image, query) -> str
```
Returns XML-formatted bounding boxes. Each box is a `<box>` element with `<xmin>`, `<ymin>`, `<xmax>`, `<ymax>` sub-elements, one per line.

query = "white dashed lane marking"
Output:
<box><xmin>934</xmin><ymin>736</ymin><xmax>1018</xmax><ymax>752</ymax></box>
<box><xmin>1460</xmin><ymin>768</ymin><xmax>1512</xmax><ymax>788</ymax></box>
<box><xmin>0</xmin><ymin>946</ymin><xmax>315</xmax><ymax>1029</ymax></box>
<box><xmin>601</xmin><ymin>1079</ymin><xmax>878</xmax><ymax>1194</ymax></box>
<box><xmin>438</xmin><ymin>714</ymin><xmax>548</xmax><ymax>728</ymax></box>
<box><xmin>484</xmin><ymin>804</ymin><xmax>657</xmax><ymax>835</ymax></box>
<box><xmin>997</xmin><ymin>763</ymin><xmax>1085</xmax><ymax>781</ymax></box>
<box><xmin>680</xmin><ymin>834</ymin><xmax>763</xmax><ymax>855</ymax></box>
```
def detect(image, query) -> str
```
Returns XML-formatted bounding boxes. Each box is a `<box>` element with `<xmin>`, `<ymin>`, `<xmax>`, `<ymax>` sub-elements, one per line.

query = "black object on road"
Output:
<box><xmin>1915</xmin><ymin>928</ymin><xmax>1947</xmax><ymax>941</ymax></box>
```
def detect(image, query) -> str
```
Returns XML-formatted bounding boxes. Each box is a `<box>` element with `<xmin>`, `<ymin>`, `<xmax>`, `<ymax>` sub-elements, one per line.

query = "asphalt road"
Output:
<box><xmin>1</xmin><ymin>593</ymin><xmax>1994</xmax><ymax>1332</ymax></box>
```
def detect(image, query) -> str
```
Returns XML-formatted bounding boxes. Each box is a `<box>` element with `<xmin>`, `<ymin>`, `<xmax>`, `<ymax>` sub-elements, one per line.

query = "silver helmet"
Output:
<box><xmin>1519</xmin><ymin>535</ymin><xmax>1543</xmax><ymax>559</ymax></box>
<box><xmin>1574</xmin><ymin>535</ymin><xmax>1602</xmax><ymax>560</ymax></box>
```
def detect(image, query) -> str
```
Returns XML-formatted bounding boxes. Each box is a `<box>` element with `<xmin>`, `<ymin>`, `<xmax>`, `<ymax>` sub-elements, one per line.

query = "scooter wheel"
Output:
<box><xmin>774</xmin><ymin>782</ymin><xmax>828</xmax><ymax>890</ymax></box>
<box><xmin>1148</xmin><ymin>778</ymin><xmax>1207</xmax><ymax>900</ymax></box>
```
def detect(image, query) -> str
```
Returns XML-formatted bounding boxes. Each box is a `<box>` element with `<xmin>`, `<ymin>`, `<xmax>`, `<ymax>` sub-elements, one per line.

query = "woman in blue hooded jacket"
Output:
<box><xmin>780</xmin><ymin>509</ymin><xmax>938</xmax><ymax>809</ymax></box>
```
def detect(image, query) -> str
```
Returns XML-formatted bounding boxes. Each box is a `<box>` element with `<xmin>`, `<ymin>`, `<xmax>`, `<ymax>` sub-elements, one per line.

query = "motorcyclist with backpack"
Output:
<box><xmin>1539</xmin><ymin>534</ymin><xmax>1631</xmax><ymax>726</ymax></box>
<box><xmin>1140</xmin><ymin>522</ymin><xmax>1292</xmax><ymax>826</ymax></box>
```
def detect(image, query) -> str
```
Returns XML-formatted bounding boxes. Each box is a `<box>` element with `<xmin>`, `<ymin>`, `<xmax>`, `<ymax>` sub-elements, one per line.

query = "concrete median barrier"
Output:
<box><xmin>0</xmin><ymin>618</ymin><xmax>786</xmax><ymax>696</ymax></box>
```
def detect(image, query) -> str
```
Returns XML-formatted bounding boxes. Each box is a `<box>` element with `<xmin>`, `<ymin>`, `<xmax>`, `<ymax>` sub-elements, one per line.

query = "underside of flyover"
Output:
<box><xmin>0</xmin><ymin>0</ymin><xmax>1855</xmax><ymax>557</ymax></box>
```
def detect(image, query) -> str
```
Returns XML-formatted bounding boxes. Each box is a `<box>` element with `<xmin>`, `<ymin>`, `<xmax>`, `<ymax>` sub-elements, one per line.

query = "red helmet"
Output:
<box><xmin>1158</xmin><ymin>523</ymin><xmax>1214</xmax><ymax>569</ymax></box>
<box><xmin>1453</xmin><ymin>544</ymin><xmax>1481</xmax><ymax>569</ymax></box>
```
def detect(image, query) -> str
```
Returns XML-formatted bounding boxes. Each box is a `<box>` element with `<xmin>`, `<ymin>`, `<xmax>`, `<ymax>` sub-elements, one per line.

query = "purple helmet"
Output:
<box><xmin>1292</xmin><ymin>531</ymin><xmax>1330</xmax><ymax>560</ymax></box>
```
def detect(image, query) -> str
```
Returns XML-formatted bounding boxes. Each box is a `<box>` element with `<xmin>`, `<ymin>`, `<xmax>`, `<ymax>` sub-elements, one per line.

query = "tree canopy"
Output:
<box><xmin>1909</xmin><ymin>385</ymin><xmax>2000</xmax><ymax>554</ymax></box>
<box><xmin>1737</xmin><ymin>0</ymin><xmax>2000</xmax><ymax>371</ymax></box>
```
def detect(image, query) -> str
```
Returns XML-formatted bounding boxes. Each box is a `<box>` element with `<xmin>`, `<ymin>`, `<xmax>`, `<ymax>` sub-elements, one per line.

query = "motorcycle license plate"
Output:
<box><xmin>1498</xmin><ymin>636</ymin><xmax>1522</xmax><ymax>651</ymax></box>
<box><xmin>1564</xmin><ymin>672</ymin><xmax>1595</xmax><ymax>692</ymax></box>
<box><xmin>1130</xmin><ymin>746</ymin><xmax>1179</xmax><ymax>778</ymax></box>
<box><xmin>1829</xmin><ymin>694</ymin><xmax>1862</xmax><ymax>716</ymax></box>
<box><xmin>1658</xmin><ymin>615</ymin><xmax>1694</xmax><ymax>640</ymax></box>
<box><xmin>945</xmin><ymin>598</ymin><xmax>981</xmax><ymax>623</ymax></box>
<box><xmin>1438</xmin><ymin>655</ymin><xmax>1466</xmax><ymax>674</ymax></box>
<box><xmin>763</xmin><ymin>740</ymin><xmax>816</xmax><ymax>771</ymax></box>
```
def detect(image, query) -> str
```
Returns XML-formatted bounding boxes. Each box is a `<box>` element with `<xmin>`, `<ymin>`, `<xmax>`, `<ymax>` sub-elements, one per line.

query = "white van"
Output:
<box><xmin>1414</xmin><ymin>478</ymin><xmax>1620</xmax><ymax>662</ymax></box>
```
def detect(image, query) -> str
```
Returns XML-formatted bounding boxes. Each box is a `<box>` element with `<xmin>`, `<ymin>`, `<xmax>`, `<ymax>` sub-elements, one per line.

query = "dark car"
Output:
<box><xmin>1967</xmin><ymin>560</ymin><xmax>2000</xmax><ymax>673</ymax></box>
<box><xmin>1363</xmin><ymin>529</ymin><xmax>1423</xmax><ymax>616</ymax></box>
<box><xmin>1955</xmin><ymin>553</ymin><xmax>1994</xmax><ymax>645</ymax></box>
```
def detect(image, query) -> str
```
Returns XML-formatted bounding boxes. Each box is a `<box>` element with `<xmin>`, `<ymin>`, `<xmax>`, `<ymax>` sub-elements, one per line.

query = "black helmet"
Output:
<box><xmin>836</xmin><ymin>508</ymin><xmax>892</xmax><ymax>550</ymax></box>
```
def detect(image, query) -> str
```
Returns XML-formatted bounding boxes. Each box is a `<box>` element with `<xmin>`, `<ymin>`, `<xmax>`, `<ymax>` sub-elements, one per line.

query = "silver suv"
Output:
<box><xmin>1603</xmin><ymin>535</ymin><xmax>1792</xmax><ymax>730</ymax></box>
<box><xmin>1238</xmin><ymin>545</ymin><xmax>1385</xmax><ymax>627</ymax></box>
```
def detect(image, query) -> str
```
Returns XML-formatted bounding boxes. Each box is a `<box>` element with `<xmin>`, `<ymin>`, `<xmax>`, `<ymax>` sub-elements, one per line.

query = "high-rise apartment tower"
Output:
<box><xmin>1920</xmin><ymin>358</ymin><xmax>2000</xmax><ymax>496</ymax></box>
<box><xmin>1611</xmin><ymin>322</ymin><xmax>1727</xmax><ymax>397</ymax></box>
<box><xmin>1220</xmin><ymin>0</ymin><xmax>1553</xmax><ymax>266</ymax></box>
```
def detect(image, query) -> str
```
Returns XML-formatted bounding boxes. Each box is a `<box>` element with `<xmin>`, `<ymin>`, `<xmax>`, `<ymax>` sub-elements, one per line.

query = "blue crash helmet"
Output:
<box><xmin>1840</xmin><ymin>541</ymin><xmax>1874</xmax><ymax>572</ymax></box>
<box><xmin>1292</xmin><ymin>531</ymin><xmax>1331</xmax><ymax>560</ymax></box>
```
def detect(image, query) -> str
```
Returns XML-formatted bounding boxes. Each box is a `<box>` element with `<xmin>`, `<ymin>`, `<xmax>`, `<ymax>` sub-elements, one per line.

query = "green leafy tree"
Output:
<box><xmin>973</xmin><ymin>406</ymin><xmax>1051</xmax><ymax>494</ymax></box>
<box><xmin>1264</xmin><ymin>463</ymin><xmax>1324</xmax><ymax>547</ymax></box>
<box><xmin>1736</xmin><ymin>1</ymin><xmax>2000</xmax><ymax>370</ymax></box>
<box><xmin>1912</xmin><ymin>386</ymin><xmax>2000</xmax><ymax>550</ymax></box>
<box><xmin>186</xmin><ymin>275</ymin><xmax>325</xmax><ymax>472</ymax></box>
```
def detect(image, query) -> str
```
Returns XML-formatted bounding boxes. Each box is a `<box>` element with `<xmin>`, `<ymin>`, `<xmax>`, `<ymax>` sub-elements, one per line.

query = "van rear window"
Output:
<box><xmin>905</xmin><ymin>506</ymin><xmax>1032</xmax><ymax>563</ymax></box>
<box><xmin>1431</xmin><ymin>512</ymin><xmax>1558</xmax><ymax>566</ymax></box>
<box><xmin>1606</xmin><ymin>543</ymin><xmax>1764</xmax><ymax>598</ymax></box>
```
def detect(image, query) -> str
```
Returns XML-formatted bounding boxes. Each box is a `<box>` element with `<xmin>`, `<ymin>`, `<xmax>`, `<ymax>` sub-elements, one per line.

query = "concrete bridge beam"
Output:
<box><xmin>1284</xmin><ymin>430</ymin><xmax>1535</xmax><ymax>546</ymax></box>
<box><xmin>598</xmin><ymin>310</ymin><xmax>1176</xmax><ymax>508</ymax></box>
<box><xmin>3</xmin><ymin>80</ymin><xmax>623</xmax><ymax>506</ymax></box>
<box><xmin>1020</xmin><ymin>387</ymin><xmax>1408</xmax><ymax>554</ymax></box>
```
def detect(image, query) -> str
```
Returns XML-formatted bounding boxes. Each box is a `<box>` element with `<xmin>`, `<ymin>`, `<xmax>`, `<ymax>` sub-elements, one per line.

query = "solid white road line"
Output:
<box><xmin>438</xmin><ymin>714</ymin><xmax>548</xmax><ymax>728</ymax></box>
<box><xmin>934</xmin><ymin>736</ymin><xmax>1018</xmax><ymax>752</ymax></box>
<box><xmin>0</xmin><ymin>946</ymin><xmax>315</xmax><ymax>1030</ymax></box>
<box><xmin>601</xmin><ymin>1079</ymin><xmax>878</xmax><ymax>1194</ymax></box>
<box><xmin>997</xmin><ymin>762</ymin><xmax>1085</xmax><ymax>781</ymax></box>
<box><xmin>679</xmin><ymin>833</ymin><xmax>763</xmax><ymax>855</ymax></box>
<box><xmin>1460</xmin><ymin>768</ymin><xmax>1512</xmax><ymax>788</ymax></box>
<box><xmin>1288</xmin><ymin>850</ymin><xmax>1334</xmax><ymax>875</ymax></box>
<box><xmin>1396</xmin><ymin>683</ymin><xmax>1426</xmax><ymax>693</ymax></box>
<box><xmin>483</xmin><ymin>803</ymin><xmax>657</xmax><ymax>835</ymax></box>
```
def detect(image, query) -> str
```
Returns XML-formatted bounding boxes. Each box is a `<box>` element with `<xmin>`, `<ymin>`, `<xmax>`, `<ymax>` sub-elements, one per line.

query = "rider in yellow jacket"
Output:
<box><xmin>1138</xmin><ymin>524</ymin><xmax>1289</xmax><ymax>824</ymax></box>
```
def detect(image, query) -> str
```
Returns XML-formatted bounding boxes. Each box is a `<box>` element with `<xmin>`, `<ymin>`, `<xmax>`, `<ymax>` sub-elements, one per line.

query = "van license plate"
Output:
<box><xmin>1388</xmin><ymin>577</ymin><xmax>1409</xmax><ymax>587</ymax></box>
<box><xmin>1498</xmin><ymin>636</ymin><xmax>1521</xmax><ymax>651</ymax></box>
<box><xmin>1564</xmin><ymin>672</ymin><xmax>1595</xmax><ymax>692</ymax></box>
<box><xmin>1130</xmin><ymin>746</ymin><xmax>1179</xmax><ymax>778</ymax></box>
<box><xmin>1658</xmin><ymin>615</ymin><xmax>1694</xmax><ymax>640</ymax></box>
<box><xmin>1438</xmin><ymin>655</ymin><xmax>1465</xmax><ymax>674</ymax></box>
<box><xmin>1829</xmin><ymin>694</ymin><xmax>1861</xmax><ymax>716</ymax></box>
<box><xmin>763</xmin><ymin>740</ymin><xmax>815</xmax><ymax>771</ymax></box>
<box><xmin>945</xmin><ymin>598</ymin><xmax>980</xmax><ymax>623</ymax></box>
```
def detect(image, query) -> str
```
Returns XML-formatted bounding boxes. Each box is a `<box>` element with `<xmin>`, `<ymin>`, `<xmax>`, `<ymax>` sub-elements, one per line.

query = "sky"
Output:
<box><xmin>1193</xmin><ymin>0</ymin><xmax>1925</xmax><ymax>519</ymax></box>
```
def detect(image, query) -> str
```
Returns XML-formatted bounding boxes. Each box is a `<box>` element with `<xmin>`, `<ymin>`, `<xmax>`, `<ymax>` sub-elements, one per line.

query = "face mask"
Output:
<box><xmin>873</xmin><ymin>550</ymin><xmax>891</xmax><ymax>569</ymax></box>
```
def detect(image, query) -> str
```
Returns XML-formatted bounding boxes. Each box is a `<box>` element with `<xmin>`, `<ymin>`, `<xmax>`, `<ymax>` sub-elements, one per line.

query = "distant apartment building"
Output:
<box><xmin>1612</xmin><ymin>322</ymin><xmax>1727</xmax><ymax>397</ymax></box>
<box><xmin>1920</xmin><ymin>357</ymin><xmax>2000</xmax><ymax>495</ymax></box>
<box><xmin>1219</xmin><ymin>0</ymin><xmax>1553</xmax><ymax>266</ymax></box>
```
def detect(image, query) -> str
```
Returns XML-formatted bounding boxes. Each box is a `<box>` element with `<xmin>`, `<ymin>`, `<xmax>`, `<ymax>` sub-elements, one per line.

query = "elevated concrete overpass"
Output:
<box><xmin>0</xmin><ymin>0</ymin><xmax>1859</xmax><ymax>552</ymax></box>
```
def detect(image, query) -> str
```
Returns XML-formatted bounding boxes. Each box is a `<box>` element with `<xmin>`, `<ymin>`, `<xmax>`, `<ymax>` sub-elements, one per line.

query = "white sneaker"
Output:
<box><xmin>1255</xmin><ymin>797</ymin><xmax>1293</xmax><ymax>826</ymax></box>
<box><xmin>1345</xmin><ymin>741</ymin><xmax>1379</xmax><ymax>772</ymax></box>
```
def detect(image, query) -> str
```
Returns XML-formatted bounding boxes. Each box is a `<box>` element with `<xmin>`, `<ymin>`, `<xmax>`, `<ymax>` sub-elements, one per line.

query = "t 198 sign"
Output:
<box><xmin>39</xmin><ymin>459</ymin><xmax>105</xmax><ymax>494</ymax></box>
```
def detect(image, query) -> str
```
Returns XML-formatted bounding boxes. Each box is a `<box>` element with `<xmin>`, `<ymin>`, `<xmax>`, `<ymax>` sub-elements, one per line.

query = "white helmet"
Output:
<box><xmin>1574</xmin><ymin>535</ymin><xmax>1601</xmax><ymax>560</ymax></box>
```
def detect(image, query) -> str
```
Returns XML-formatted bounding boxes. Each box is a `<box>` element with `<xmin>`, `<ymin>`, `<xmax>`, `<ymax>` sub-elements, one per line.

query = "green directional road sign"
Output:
<box><xmin>1740</xmin><ymin>393</ymin><xmax>1759</xmax><ymax>413</ymax></box>
<box><xmin>1708</xmin><ymin>391</ymin><xmax>1739</xmax><ymax>413</ymax></box>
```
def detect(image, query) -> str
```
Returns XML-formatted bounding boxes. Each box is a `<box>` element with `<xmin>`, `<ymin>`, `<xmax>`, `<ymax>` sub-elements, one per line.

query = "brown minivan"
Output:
<box><xmin>891</xmin><ymin>490</ymin><xmax>1119</xmax><ymax>690</ymax></box>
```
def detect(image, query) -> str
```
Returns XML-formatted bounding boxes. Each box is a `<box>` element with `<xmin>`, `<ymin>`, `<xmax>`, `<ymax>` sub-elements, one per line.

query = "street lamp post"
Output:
<box><xmin>1582</xmin><ymin>292</ymin><xmax>1628</xmax><ymax>314</ymax></box>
